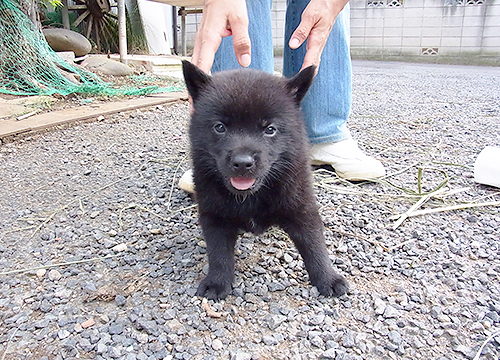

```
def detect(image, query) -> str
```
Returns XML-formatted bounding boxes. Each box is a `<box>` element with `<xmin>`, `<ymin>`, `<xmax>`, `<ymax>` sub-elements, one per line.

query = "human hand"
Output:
<box><xmin>191</xmin><ymin>0</ymin><xmax>251</xmax><ymax>73</ymax></box>
<box><xmin>288</xmin><ymin>0</ymin><xmax>350</xmax><ymax>71</ymax></box>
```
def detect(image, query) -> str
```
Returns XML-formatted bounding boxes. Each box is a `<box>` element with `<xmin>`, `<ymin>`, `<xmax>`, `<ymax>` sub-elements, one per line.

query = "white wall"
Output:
<box><xmin>136</xmin><ymin>0</ymin><xmax>173</xmax><ymax>55</ymax></box>
<box><xmin>179</xmin><ymin>0</ymin><xmax>500</xmax><ymax>63</ymax></box>
<box><xmin>350</xmin><ymin>0</ymin><xmax>500</xmax><ymax>62</ymax></box>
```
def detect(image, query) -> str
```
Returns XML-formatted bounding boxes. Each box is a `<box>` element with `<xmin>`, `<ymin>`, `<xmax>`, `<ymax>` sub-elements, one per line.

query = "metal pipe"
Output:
<box><xmin>118</xmin><ymin>0</ymin><xmax>127</xmax><ymax>63</ymax></box>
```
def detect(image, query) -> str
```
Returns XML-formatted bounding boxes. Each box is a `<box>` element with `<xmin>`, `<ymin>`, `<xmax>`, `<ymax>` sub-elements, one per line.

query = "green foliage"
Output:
<box><xmin>39</xmin><ymin>0</ymin><xmax>63</xmax><ymax>9</ymax></box>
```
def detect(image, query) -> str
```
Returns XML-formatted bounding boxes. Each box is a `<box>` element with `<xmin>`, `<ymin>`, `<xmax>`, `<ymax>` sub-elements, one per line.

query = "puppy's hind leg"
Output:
<box><xmin>197</xmin><ymin>214</ymin><xmax>238</xmax><ymax>300</ymax></box>
<box><xmin>281</xmin><ymin>214</ymin><xmax>349</xmax><ymax>297</ymax></box>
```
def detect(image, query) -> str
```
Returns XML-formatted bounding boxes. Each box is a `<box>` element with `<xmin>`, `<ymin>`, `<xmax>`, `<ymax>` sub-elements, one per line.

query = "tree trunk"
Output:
<box><xmin>17</xmin><ymin>0</ymin><xmax>42</xmax><ymax>31</ymax></box>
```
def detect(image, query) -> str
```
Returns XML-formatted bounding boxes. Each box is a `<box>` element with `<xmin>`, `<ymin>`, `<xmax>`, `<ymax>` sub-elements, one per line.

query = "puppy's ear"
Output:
<box><xmin>286</xmin><ymin>65</ymin><xmax>316</xmax><ymax>104</ymax></box>
<box><xmin>182</xmin><ymin>60</ymin><xmax>212</xmax><ymax>102</ymax></box>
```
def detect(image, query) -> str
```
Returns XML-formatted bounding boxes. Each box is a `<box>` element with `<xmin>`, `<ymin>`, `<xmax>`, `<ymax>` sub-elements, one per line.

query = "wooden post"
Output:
<box><xmin>180</xmin><ymin>7</ymin><xmax>186</xmax><ymax>56</ymax></box>
<box><xmin>61</xmin><ymin>0</ymin><xmax>70</xmax><ymax>29</ymax></box>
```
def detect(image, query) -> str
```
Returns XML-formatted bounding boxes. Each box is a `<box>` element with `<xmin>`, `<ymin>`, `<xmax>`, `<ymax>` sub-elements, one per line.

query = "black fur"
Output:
<box><xmin>182</xmin><ymin>60</ymin><xmax>349</xmax><ymax>300</ymax></box>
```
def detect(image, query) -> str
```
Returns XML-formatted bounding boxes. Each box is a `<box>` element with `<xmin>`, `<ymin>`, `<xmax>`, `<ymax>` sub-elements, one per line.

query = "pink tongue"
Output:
<box><xmin>230</xmin><ymin>177</ymin><xmax>256</xmax><ymax>190</ymax></box>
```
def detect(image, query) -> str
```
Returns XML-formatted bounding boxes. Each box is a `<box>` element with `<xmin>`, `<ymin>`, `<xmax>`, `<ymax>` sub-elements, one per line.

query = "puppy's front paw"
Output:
<box><xmin>313</xmin><ymin>273</ymin><xmax>349</xmax><ymax>298</ymax></box>
<box><xmin>196</xmin><ymin>275</ymin><xmax>232</xmax><ymax>300</ymax></box>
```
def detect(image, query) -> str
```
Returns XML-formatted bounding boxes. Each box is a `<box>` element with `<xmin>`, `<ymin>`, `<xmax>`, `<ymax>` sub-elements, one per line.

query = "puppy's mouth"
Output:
<box><xmin>230</xmin><ymin>177</ymin><xmax>256</xmax><ymax>191</ymax></box>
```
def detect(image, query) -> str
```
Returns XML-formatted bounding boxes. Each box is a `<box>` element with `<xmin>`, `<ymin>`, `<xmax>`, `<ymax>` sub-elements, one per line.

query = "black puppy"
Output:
<box><xmin>182</xmin><ymin>61</ymin><xmax>348</xmax><ymax>300</ymax></box>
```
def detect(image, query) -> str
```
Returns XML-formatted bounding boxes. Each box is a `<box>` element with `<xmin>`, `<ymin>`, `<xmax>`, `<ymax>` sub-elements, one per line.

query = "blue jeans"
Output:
<box><xmin>212</xmin><ymin>0</ymin><xmax>352</xmax><ymax>144</ymax></box>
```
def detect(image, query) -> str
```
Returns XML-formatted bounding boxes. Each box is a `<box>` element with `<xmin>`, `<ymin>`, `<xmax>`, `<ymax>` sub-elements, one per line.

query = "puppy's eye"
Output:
<box><xmin>214</xmin><ymin>123</ymin><xmax>226</xmax><ymax>134</ymax></box>
<box><xmin>264</xmin><ymin>125</ymin><xmax>277</xmax><ymax>136</ymax></box>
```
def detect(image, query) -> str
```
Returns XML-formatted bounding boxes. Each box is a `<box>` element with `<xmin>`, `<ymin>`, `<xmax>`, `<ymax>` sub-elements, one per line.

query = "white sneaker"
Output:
<box><xmin>178</xmin><ymin>169</ymin><xmax>195</xmax><ymax>193</ymax></box>
<box><xmin>310</xmin><ymin>138</ymin><xmax>385</xmax><ymax>180</ymax></box>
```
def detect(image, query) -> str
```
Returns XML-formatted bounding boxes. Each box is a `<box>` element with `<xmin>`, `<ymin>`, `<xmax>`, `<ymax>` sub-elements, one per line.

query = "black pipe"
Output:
<box><xmin>172</xmin><ymin>5</ymin><xmax>178</xmax><ymax>55</ymax></box>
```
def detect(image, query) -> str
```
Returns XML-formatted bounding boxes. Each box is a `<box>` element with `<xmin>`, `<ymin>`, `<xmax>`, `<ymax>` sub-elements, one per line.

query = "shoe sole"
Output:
<box><xmin>311</xmin><ymin>160</ymin><xmax>385</xmax><ymax>181</ymax></box>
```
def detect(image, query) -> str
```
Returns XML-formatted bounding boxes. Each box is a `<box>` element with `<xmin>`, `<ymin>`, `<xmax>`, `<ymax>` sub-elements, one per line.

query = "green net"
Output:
<box><xmin>0</xmin><ymin>0</ymin><xmax>181</xmax><ymax>96</ymax></box>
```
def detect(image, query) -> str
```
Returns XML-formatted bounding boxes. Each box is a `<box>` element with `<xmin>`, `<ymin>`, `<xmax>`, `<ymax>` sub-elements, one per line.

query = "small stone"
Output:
<box><xmin>212</xmin><ymin>339</ymin><xmax>223</xmax><ymax>351</ymax></box>
<box><xmin>453</xmin><ymin>344</ymin><xmax>472</xmax><ymax>357</ymax></box>
<box><xmin>383</xmin><ymin>305</ymin><xmax>400</xmax><ymax>319</ymax></box>
<box><xmin>73</xmin><ymin>323</ymin><xmax>83</xmax><ymax>333</ymax></box>
<box><xmin>265</xmin><ymin>314</ymin><xmax>287</xmax><ymax>330</ymax></box>
<box><xmin>430</xmin><ymin>305</ymin><xmax>442</xmax><ymax>318</ymax></box>
<box><xmin>108</xmin><ymin>323</ymin><xmax>123</xmax><ymax>335</ymax></box>
<box><xmin>48</xmin><ymin>269</ymin><xmax>62</xmax><ymax>281</ymax></box>
<box><xmin>79</xmin><ymin>338</ymin><xmax>93</xmax><ymax>352</ymax></box>
<box><xmin>283</xmin><ymin>253</ymin><xmax>293</xmax><ymax>263</ymax></box>
<box><xmin>108</xmin><ymin>229</ymin><xmax>118</xmax><ymax>237</ymax></box>
<box><xmin>165</xmin><ymin>319</ymin><xmax>182</xmax><ymax>332</ymax></box>
<box><xmin>81</xmin><ymin>318</ymin><xmax>95</xmax><ymax>329</ymax></box>
<box><xmin>388</xmin><ymin>330</ymin><xmax>402</xmax><ymax>345</ymax></box>
<box><xmin>150</xmin><ymin>228</ymin><xmax>162</xmax><ymax>235</ymax></box>
<box><xmin>268</xmin><ymin>281</ymin><xmax>286</xmax><ymax>292</ymax></box>
<box><xmin>309</xmin><ymin>314</ymin><xmax>325</xmax><ymax>326</ymax></box>
<box><xmin>253</xmin><ymin>266</ymin><xmax>266</xmax><ymax>274</ymax></box>
<box><xmin>337</xmin><ymin>243</ymin><xmax>348</xmax><ymax>253</ymax></box>
<box><xmin>310</xmin><ymin>287</ymin><xmax>320</xmax><ymax>298</ymax></box>
<box><xmin>108</xmin><ymin>346</ymin><xmax>122</xmax><ymax>358</ymax></box>
<box><xmin>437</xmin><ymin>314</ymin><xmax>451</xmax><ymax>323</ymax></box>
<box><xmin>136</xmin><ymin>319</ymin><xmax>159</xmax><ymax>335</ymax></box>
<box><xmin>373</xmin><ymin>345</ymin><xmax>385</xmax><ymax>355</ymax></box>
<box><xmin>470</xmin><ymin>322</ymin><xmax>484</xmax><ymax>332</ymax></box>
<box><xmin>262</xmin><ymin>335</ymin><xmax>278</xmax><ymax>346</ymax></box>
<box><xmin>99</xmin><ymin>314</ymin><xmax>110</xmax><ymax>323</ymax></box>
<box><xmin>385</xmin><ymin>342</ymin><xmax>399</xmax><ymax>352</ymax></box>
<box><xmin>112</xmin><ymin>243</ymin><xmax>128</xmax><ymax>252</ymax></box>
<box><xmin>115</xmin><ymin>295</ymin><xmax>127</xmax><ymax>306</ymax></box>
<box><xmin>342</xmin><ymin>331</ymin><xmax>355</xmax><ymax>348</ymax></box>
<box><xmin>104</xmin><ymin>239</ymin><xmax>116</xmax><ymax>248</ymax></box>
<box><xmin>83</xmin><ymin>281</ymin><xmax>97</xmax><ymax>293</ymax></box>
<box><xmin>231</xmin><ymin>352</ymin><xmax>251</xmax><ymax>360</ymax></box>
<box><xmin>36</xmin><ymin>268</ymin><xmax>46</xmax><ymax>278</ymax></box>
<box><xmin>374</xmin><ymin>298</ymin><xmax>386</xmax><ymax>315</ymax></box>
<box><xmin>311</xmin><ymin>336</ymin><xmax>325</xmax><ymax>348</ymax></box>
<box><xmin>136</xmin><ymin>333</ymin><xmax>148</xmax><ymax>343</ymax></box>
<box><xmin>319</xmin><ymin>348</ymin><xmax>337</xmax><ymax>359</ymax></box>
<box><xmin>58</xmin><ymin>329</ymin><xmax>71</xmax><ymax>340</ymax></box>
<box><xmin>485</xmin><ymin>311</ymin><xmax>500</xmax><ymax>323</ymax></box>
<box><xmin>96</xmin><ymin>343</ymin><xmax>107</xmax><ymax>354</ymax></box>
<box><xmin>39</xmin><ymin>299</ymin><xmax>52</xmax><ymax>313</ymax></box>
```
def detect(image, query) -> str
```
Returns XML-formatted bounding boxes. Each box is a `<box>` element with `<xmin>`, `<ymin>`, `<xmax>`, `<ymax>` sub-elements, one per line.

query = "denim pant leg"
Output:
<box><xmin>212</xmin><ymin>0</ymin><xmax>274</xmax><ymax>74</ymax></box>
<box><xmin>284</xmin><ymin>1</ymin><xmax>352</xmax><ymax>144</ymax></box>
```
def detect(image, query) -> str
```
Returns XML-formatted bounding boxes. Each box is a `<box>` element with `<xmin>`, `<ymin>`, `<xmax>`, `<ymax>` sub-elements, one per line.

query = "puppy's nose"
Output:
<box><xmin>232</xmin><ymin>154</ymin><xmax>255</xmax><ymax>170</ymax></box>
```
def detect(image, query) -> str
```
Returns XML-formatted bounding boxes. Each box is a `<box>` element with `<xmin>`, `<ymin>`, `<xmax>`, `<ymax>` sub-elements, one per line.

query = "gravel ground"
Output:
<box><xmin>0</xmin><ymin>60</ymin><xmax>499</xmax><ymax>360</ymax></box>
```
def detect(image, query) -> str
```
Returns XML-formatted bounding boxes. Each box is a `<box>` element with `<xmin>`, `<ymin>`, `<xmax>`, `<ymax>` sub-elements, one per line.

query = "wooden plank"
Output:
<box><xmin>0</xmin><ymin>92</ymin><xmax>187</xmax><ymax>139</ymax></box>
<box><xmin>145</xmin><ymin>0</ymin><xmax>203</xmax><ymax>7</ymax></box>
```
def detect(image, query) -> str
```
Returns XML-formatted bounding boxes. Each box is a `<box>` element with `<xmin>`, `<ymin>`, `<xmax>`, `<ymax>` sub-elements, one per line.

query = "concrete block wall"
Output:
<box><xmin>350</xmin><ymin>0</ymin><xmax>500</xmax><ymax>64</ymax></box>
<box><xmin>178</xmin><ymin>0</ymin><xmax>499</xmax><ymax>65</ymax></box>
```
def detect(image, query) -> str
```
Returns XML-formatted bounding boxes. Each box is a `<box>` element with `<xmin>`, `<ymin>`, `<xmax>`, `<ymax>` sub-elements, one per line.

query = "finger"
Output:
<box><xmin>191</xmin><ymin>31</ymin><xmax>222</xmax><ymax>74</ymax></box>
<box><xmin>228</xmin><ymin>14</ymin><xmax>251</xmax><ymax>67</ymax></box>
<box><xmin>301</xmin><ymin>32</ymin><xmax>327</xmax><ymax>70</ymax></box>
<box><xmin>188</xmin><ymin>94</ymin><xmax>194</xmax><ymax>114</ymax></box>
<box><xmin>301</xmin><ymin>50</ymin><xmax>322</xmax><ymax>73</ymax></box>
<box><xmin>289</xmin><ymin>13</ymin><xmax>315</xmax><ymax>49</ymax></box>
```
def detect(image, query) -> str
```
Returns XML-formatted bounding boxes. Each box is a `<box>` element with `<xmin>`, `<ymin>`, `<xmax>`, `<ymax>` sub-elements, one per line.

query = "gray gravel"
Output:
<box><xmin>1</xmin><ymin>61</ymin><xmax>500</xmax><ymax>360</ymax></box>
